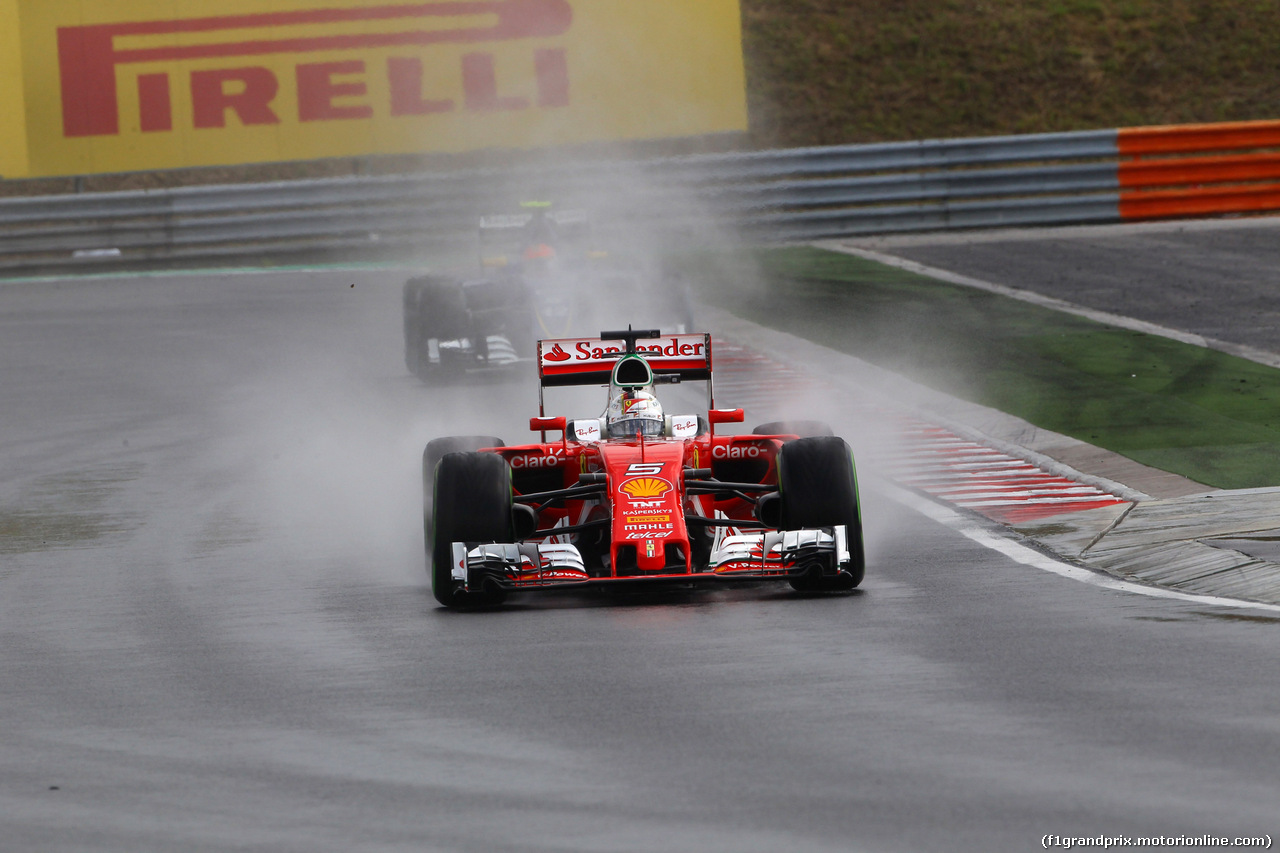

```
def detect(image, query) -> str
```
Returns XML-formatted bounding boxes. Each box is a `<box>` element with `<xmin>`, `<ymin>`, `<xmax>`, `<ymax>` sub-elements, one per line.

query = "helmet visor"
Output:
<box><xmin>607</xmin><ymin>417</ymin><xmax>664</xmax><ymax>439</ymax></box>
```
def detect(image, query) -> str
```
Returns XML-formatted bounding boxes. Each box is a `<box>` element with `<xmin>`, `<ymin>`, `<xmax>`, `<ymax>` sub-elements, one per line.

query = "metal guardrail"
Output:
<box><xmin>2</xmin><ymin>121</ymin><xmax>1278</xmax><ymax>273</ymax></box>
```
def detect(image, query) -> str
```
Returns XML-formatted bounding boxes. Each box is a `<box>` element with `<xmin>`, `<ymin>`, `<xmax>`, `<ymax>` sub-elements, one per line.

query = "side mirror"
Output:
<box><xmin>708</xmin><ymin>408</ymin><xmax>745</xmax><ymax>425</ymax></box>
<box><xmin>530</xmin><ymin>416</ymin><xmax>567</xmax><ymax>435</ymax></box>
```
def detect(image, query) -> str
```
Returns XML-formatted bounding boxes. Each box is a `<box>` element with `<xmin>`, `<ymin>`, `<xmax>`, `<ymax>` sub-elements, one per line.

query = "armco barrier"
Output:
<box><xmin>1</xmin><ymin>119</ymin><xmax>1279</xmax><ymax>273</ymax></box>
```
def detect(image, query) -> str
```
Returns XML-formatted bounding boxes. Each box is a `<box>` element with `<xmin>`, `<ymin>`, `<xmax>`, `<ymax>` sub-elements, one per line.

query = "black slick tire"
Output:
<box><xmin>752</xmin><ymin>420</ymin><xmax>834</xmax><ymax>438</ymax></box>
<box><xmin>778</xmin><ymin>435</ymin><xmax>866</xmax><ymax>591</ymax></box>
<box><xmin>429</xmin><ymin>451</ymin><xmax>513</xmax><ymax>608</ymax></box>
<box><xmin>423</xmin><ymin>435</ymin><xmax>505</xmax><ymax>520</ymax></box>
<box><xmin>404</xmin><ymin>276</ymin><xmax>469</xmax><ymax>382</ymax></box>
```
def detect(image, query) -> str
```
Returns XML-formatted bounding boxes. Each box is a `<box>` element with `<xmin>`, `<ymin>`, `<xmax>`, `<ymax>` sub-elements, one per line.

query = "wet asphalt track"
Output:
<box><xmin>2</xmin><ymin>239</ymin><xmax>1279</xmax><ymax>851</ymax></box>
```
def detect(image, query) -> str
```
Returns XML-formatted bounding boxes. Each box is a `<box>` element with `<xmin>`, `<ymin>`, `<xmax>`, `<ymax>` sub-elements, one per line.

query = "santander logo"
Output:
<box><xmin>543</xmin><ymin>343</ymin><xmax>571</xmax><ymax>362</ymax></box>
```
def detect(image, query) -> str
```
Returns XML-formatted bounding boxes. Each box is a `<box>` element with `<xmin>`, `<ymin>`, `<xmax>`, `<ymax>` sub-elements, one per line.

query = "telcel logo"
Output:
<box><xmin>57</xmin><ymin>0</ymin><xmax>573</xmax><ymax>137</ymax></box>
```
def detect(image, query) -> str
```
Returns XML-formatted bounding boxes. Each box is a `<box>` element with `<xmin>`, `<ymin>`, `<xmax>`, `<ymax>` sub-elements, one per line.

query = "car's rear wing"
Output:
<box><xmin>478</xmin><ymin>209</ymin><xmax>589</xmax><ymax>233</ymax></box>
<box><xmin>538</xmin><ymin>333</ymin><xmax>713</xmax><ymax>387</ymax></box>
<box><xmin>536</xmin><ymin>332</ymin><xmax>715</xmax><ymax>414</ymax></box>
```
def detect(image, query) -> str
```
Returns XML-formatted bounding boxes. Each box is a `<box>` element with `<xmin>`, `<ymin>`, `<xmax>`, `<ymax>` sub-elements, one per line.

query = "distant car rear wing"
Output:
<box><xmin>477</xmin><ymin>208</ymin><xmax>592</xmax><ymax>266</ymax></box>
<box><xmin>536</xmin><ymin>332</ymin><xmax>715</xmax><ymax>414</ymax></box>
<box><xmin>478</xmin><ymin>209</ymin><xmax>589</xmax><ymax>232</ymax></box>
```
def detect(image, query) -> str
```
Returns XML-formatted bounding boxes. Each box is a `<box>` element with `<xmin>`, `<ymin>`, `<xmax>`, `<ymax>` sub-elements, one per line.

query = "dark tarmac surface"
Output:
<box><xmin>848</xmin><ymin>218</ymin><xmax>1280</xmax><ymax>354</ymax></box>
<box><xmin>2</xmin><ymin>250</ymin><xmax>1279</xmax><ymax>851</ymax></box>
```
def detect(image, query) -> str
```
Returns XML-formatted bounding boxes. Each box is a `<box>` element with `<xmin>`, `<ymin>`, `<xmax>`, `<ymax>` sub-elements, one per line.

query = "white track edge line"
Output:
<box><xmin>883</xmin><ymin>482</ymin><xmax>1280</xmax><ymax>614</ymax></box>
<box><xmin>823</xmin><ymin>243</ymin><xmax>1280</xmax><ymax>371</ymax></box>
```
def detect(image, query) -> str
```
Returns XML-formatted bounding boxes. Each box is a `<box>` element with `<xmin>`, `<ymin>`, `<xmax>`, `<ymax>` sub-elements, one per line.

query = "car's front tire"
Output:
<box><xmin>429</xmin><ymin>449</ymin><xmax>512</xmax><ymax>608</ymax></box>
<box><xmin>778</xmin><ymin>435</ymin><xmax>865</xmax><ymax>591</ymax></box>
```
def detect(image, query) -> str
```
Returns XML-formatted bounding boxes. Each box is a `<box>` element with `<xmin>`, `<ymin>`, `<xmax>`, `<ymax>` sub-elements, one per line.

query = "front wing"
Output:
<box><xmin>448</xmin><ymin>527</ymin><xmax>854</xmax><ymax>594</ymax></box>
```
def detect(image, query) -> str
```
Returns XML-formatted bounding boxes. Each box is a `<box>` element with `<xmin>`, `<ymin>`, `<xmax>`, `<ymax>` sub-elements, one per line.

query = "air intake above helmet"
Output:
<box><xmin>612</xmin><ymin>355</ymin><xmax>653</xmax><ymax>388</ymax></box>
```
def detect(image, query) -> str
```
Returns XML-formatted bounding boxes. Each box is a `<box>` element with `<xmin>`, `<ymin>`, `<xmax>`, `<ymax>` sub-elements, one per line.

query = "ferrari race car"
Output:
<box><xmin>403</xmin><ymin>205</ymin><xmax>693</xmax><ymax>382</ymax></box>
<box><xmin>423</xmin><ymin>328</ymin><xmax>865</xmax><ymax>608</ymax></box>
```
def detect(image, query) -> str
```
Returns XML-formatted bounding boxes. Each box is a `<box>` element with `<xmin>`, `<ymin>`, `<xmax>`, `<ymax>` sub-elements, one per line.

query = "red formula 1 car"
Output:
<box><xmin>423</xmin><ymin>328</ymin><xmax>865</xmax><ymax>608</ymax></box>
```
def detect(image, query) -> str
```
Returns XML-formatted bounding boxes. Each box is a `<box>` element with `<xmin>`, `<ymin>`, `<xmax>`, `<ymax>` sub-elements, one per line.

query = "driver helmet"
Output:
<box><xmin>606</xmin><ymin>389</ymin><xmax>664</xmax><ymax>439</ymax></box>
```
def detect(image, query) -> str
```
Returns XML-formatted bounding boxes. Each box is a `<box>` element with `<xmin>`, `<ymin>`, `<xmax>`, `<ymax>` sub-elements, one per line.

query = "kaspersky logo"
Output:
<box><xmin>57</xmin><ymin>0</ymin><xmax>573</xmax><ymax>137</ymax></box>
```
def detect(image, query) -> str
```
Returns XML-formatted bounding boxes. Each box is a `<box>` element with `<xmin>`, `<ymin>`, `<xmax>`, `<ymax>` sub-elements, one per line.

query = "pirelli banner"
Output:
<box><xmin>0</xmin><ymin>0</ymin><xmax>747</xmax><ymax>178</ymax></box>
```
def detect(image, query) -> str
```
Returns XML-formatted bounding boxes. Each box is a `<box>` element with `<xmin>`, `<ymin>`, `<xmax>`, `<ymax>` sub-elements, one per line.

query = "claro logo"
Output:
<box><xmin>509</xmin><ymin>447</ymin><xmax>567</xmax><ymax>469</ymax></box>
<box><xmin>712</xmin><ymin>443</ymin><xmax>766</xmax><ymax>460</ymax></box>
<box><xmin>57</xmin><ymin>0</ymin><xmax>573</xmax><ymax>137</ymax></box>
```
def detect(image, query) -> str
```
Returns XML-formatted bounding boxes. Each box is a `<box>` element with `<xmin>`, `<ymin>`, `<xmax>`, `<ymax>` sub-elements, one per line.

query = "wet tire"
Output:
<box><xmin>423</xmin><ymin>436</ymin><xmax>505</xmax><ymax>524</ymax></box>
<box><xmin>752</xmin><ymin>420</ymin><xmax>834</xmax><ymax>438</ymax></box>
<box><xmin>404</xmin><ymin>276</ymin><xmax>469</xmax><ymax>381</ymax></box>
<box><xmin>778</xmin><ymin>436</ymin><xmax>865</xmax><ymax>591</ymax></box>
<box><xmin>403</xmin><ymin>279</ymin><xmax>423</xmax><ymax>374</ymax></box>
<box><xmin>429</xmin><ymin>451</ymin><xmax>513</xmax><ymax>608</ymax></box>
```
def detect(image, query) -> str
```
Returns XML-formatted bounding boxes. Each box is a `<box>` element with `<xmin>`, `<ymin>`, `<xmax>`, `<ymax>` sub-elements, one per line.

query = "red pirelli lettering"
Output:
<box><xmin>137</xmin><ymin>73</ymin><xmax>172</xmax><ymax>132</ymax></box>
<box><xmin>191</xmin><ymin>67</ymin><xmax>281</xmax><ymax>128</ymax></box>
<box><xmin>58</xmin><ymin>0</ymin><xmax>573</xmax><ymax>137</ymax></box>
<box><xmin>461</xmin><ymin>52</ymin><xmax>527</xmax><ymax>111</ymax></box>
<box><xmin>388</xmin><ymin>57</ymin><xmax>454</xmax><ymax>115</ymax></box>
<box><xmin>297</xmin><ymin>61</ymin><xmax>372</xmax><ymax>121</ymax></box>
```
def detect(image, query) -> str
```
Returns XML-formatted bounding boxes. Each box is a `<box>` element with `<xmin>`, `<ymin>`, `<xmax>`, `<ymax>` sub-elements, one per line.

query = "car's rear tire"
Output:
<box><xmin>430</xmin><ymin>451</ymin><xmax>513</xmax><ymax>608</ymax></box>
<box><xmin>778</xmin><ymin>436</ymin><xmax>865</xmax><ymax>591</ymax></box>
<box><xmin>753</xmin><ymin>420</ymin><xmax>835</xmax><ymax>438</ymax></box>
<box><xmin>423</xmin><ymin>436</ymin><xmax>505</xmax><ymax>524</ymax></box>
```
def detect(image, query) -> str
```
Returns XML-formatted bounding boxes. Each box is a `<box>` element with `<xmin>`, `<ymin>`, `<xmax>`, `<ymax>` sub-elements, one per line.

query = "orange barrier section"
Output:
<box><xmin>1118</xmin><ymin>120</ymin><xmax>1280</xmax><ymax>220</ymax></box>
<box><xmin>1120</xmin><ymin>184</ymin><xmax>1280</xmax><ymax>220</ymax></box>
<box><xmin>1119</xmin><ymin>152</ymin><xmax>1280</xmax><ymax>188</ymax></box>
<box><xmin>1118</xmin><ymin>120</ymin><xmax>1280</xmax><ymax>156</ymax></box>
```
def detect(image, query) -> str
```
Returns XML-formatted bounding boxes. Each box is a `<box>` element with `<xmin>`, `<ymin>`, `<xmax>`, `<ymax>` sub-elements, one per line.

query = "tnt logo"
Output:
<box><xmin>57</xmin><ymin>0</ymin><xmax>573</xmax><ymax>137</ymax></box>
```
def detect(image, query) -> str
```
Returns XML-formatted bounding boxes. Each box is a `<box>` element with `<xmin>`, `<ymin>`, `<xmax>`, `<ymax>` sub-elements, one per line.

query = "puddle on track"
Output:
<box><xmin>0</xmin><ymin>463</ymin><xmax>143</xmax><ymax>554</ymax></box>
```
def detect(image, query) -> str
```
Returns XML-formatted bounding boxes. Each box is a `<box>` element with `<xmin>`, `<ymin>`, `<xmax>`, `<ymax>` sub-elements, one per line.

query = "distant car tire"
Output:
<box><xmin>403</xmin><ymin>279</ymin><xmax>423</xmax><ymax>375</ymax></box>
<box><xmin>752</xmin><ymin>420</ymin><xmax>835</xmax><ymax>438</ymax></box>
<box><xmin>429</xmin><ymin>451</ymin><xmax>513</xmax><ymax>608</ymax></box>
<box><xmin>778</xmin><ymin>436</ymin><xmax>865</xmax><ymax>591</ymax></box>
<box><xmin>404</xmin><ymin>276</ymin><xmax>469</xmax><ymax>382</ymax></box>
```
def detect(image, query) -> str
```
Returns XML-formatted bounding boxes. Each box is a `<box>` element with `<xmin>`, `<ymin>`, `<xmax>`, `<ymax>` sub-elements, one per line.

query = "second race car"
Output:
<box><xmin>403</xmin><ymin>205</ymin><xmax>693</xmax><ymax>382</ymax></box>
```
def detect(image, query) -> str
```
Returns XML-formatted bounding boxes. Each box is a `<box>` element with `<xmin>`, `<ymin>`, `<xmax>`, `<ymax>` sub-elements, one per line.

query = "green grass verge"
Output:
<box><xmin>703</xmin><ymin>246</ymin><xmax>1280</xmax><ymax>490</ymax></box>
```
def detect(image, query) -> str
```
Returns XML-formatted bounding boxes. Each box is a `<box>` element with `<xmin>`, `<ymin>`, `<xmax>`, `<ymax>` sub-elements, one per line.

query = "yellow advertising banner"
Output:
<box><xmin>0</xmin><ymin>0</ymin><xmax>30</xmax><ymax>177</ymax></box>
<box><xmin>10</xmin><ymin>0</ymin><xmax>746</xmax><ymax>177</ymax></box>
